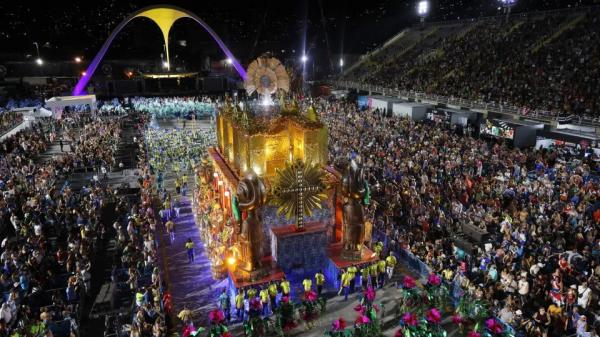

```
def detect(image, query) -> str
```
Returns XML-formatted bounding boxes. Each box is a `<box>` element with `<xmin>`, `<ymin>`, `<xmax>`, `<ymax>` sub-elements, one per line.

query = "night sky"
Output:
<box><xmin>0</xmin><ymin>0</ymin><xmax>596</xmax><ymax>66</ymax></box>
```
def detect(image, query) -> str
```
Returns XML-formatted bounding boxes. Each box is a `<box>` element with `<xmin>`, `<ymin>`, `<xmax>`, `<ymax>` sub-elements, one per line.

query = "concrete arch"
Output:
<box><xmin>72</xmin><ymin>5</ymin><xmax>246</xmax><ymax>95</ymax></box>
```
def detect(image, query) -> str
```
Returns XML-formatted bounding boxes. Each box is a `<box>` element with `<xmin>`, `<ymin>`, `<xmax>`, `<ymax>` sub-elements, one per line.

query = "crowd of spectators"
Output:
<box><xmin>101</xmin><ymin>114</ymin><xmax>170</xmax><ymax>337</ymax></box>
<box><xmin>95</xmin><ymin>97</ymin><xmax>216</xmax><ymax>119</ymax></box>
<box><xmin>348</xmin><ymin>7</ymin><xmax>600</xmax><ymax>120</ymax></box>
<box><xmin>0</xmin><ymin>112</ymin><xmax>24</xmax><ymax>136</ymax></box>
<box><xmin>319</xmin><ymin>99</ymin><xmax>600</xmax><ymax>337</ymax></box>
<box><xmin>130</xmin><ymin>97</ymin><xmax>215</xmax><ymax>119</ymax></box>
<box><xmin>0</xmin><ymin>115</ymin><xmax>123</xmax><ymax>336</ymax></box>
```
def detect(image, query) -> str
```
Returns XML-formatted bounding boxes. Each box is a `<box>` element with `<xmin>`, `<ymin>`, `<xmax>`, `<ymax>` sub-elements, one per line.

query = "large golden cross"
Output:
<box><xmin>277</xmin><ymin>165</ymin><xmax>321</xmax><ymax>230</ymax></box>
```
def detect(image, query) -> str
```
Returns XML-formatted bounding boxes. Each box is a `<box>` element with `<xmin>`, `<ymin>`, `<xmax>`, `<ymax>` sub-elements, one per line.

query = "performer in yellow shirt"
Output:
<box><xmin>377</xmin><ymin>259</ymin><xmax>387</xmax><ymax>287</ymax></box>
<box><xmin>369</xmin><ymin>263</ymin><xmax>379</xmax><ymax>288</ymax></box>
<box><xmin>185</xmin><ymin>238</ymin><xmax>194</xmax><ymax>263</ymax></box>
<box><xmin>268</xmin><ymin>282</ymin><xmax>278</xmax><ymax>310</ymax></box>
<box><xmin>280</xmin><ymin>277</ymin><xmax>291</xmax><ymax>297</ymax></box>
<box><xmin>347</xmin><ymin>265</ymin><xmax>358</xmax><ymax>293</ymax></box>
<box><xmin>374</xmin><ymin>241</ymin><xmax>384</xmax><ymax>258</ymax></box>
<box><xmin>339</xmin><ymin>270</ymin><xmax>351</xmax><ymax>301</ymax></box>
<box><xmin>247</xmin><ymin>287</ymin><xmax>257</xmax><ymax>300</ymax></box>
<box><xmin>386</xmin><ymin>253</ymin><xmax>397</xmax><ymax>280</ymax></box>
<box><xmin>259</xmin><ymin>287</ymin><xmax>270</xmax><ymax>316</ymax></box>
<box><xmin>302</xmin><ymin>277</ymin><xmax>313</xmax><ymax>294</ymax></box>
<box><xmin>315</xmin><ymin>270</ymin><xmax>325</xmax><ymax>296</ymax></box>
<box><xmin>235</xmin><ymin>289</ymin><xmax>245</xmax><ymax>321</ymax></box>
<box><xmin>360</xmin><ymin>265</ymin><xmax>370</xmax><ymax>289</ymax></box>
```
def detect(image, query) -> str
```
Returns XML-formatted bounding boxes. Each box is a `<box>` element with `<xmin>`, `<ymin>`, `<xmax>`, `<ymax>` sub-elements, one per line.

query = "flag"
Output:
<box><xmin>363</xmin><ymin>181</ymin><xmax>371</xmax><ymax>205</ymax></box>
<box><xmin>231</xmin><ymin>194</ymin><xmax>241</xmax><ymax>222</ymax></box>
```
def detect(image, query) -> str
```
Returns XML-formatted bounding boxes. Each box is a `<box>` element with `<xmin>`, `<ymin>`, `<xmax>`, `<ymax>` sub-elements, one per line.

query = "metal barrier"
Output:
<box><xmin>372</xmin><ymin>229</ymin><xmax>431</xmax><ymax>281</ymax></box>
<box><xmin>331</xmin><ymin>80</ymin><xmax>600</xmax><ymax>128</ymax></box>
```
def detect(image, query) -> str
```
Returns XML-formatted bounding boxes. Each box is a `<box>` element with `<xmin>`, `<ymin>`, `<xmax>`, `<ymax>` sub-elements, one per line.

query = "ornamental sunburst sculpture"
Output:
<box><xmin>244</xmin><ymin>55</ymin><xmax>290</xmax><ymax>97</ymax></box>
<box><xmin>271</xmin><ymin>160</ymin><xmax>327</xmax><ymax>230</ymax></box>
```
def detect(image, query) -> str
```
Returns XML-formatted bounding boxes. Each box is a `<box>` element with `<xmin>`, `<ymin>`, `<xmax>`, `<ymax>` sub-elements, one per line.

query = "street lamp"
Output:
<box><xmin>162</xmin><ymin>61</ymin><xmax>169</xmax><ymax>69</ymax></box>
<box><xmin>417</xmin><ymin>0</ymin><xmax>429</xmax><ymax>23</ymax></box>
<box><xmin>225</xmin><ymin>58</ymin><xmax>233</xmax><ymax>65</ymax></box>
<box><xmin>33</xmin><ymin>42</ymin><xmax>43</xmax><ymax>66</ymax></box>
<box><xmin>74</xmin><ymin>56</ymin><xmax>82</xmax><ymax>63</ymax></box>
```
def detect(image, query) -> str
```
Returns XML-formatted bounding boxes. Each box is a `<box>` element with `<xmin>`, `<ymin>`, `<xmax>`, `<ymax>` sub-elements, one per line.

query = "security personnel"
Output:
<box><xmin>385</xmin><ymin>253</ymin><xmax>397</xmax><ymax>280</ymax></box>
<box><xmin>347</xmin><ymin>265</ymin><xmax>358</xmax><ymax>293</ymax></box>
<box><xmin>315</xmin><ymin>270</ymin><xmax>325</xmax><ymax>296</ymax></box>
<box><xmin>280</xmin><ymin>277</ymin><xmax>291</xmax><ymax>297</ymax></box>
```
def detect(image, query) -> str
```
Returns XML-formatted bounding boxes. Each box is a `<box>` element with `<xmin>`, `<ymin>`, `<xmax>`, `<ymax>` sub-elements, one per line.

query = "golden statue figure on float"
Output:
<box><xmin>341</xmin><ymin>160</ymin><xmax>368</xmax><ymax>260</ymax></box>
<box><xmin>235</xmin><ymin>172</ymin><xmax>268</xmax><ymax>278</ymax></box>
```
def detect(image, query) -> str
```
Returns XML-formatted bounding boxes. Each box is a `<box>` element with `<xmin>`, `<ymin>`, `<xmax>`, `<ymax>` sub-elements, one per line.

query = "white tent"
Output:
<box><xmin>45</xmin><ymin>95</ymin><xmax>97</xmax><ymax>118</ymax></box>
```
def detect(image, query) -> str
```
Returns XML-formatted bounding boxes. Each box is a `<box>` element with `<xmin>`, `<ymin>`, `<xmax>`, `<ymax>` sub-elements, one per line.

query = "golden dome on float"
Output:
<box><xmin>244</xmin><ymin>55</ymin><xmax>290</xmax><ymax>96</ymax></box>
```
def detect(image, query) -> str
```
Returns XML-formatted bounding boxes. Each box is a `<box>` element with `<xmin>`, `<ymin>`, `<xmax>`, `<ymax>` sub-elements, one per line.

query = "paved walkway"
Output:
<box><xmin>154</xmin><ymin>120</ymin><xmax>226</xmax><ymax>329</ymax></box>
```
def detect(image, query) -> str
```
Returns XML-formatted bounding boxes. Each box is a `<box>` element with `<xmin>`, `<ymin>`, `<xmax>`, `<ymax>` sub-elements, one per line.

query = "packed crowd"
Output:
<box><xmin>0</xmin><ymin>116</ymin><xmax>124</xmax><ymax>337</ymax></box>
<box><xmin>145</xmin><ymin>128</ymin><xmax>215</xmax><ymax>192</ymax></box>
<box><xmin>105</xmin><ymin>114</ymin><xmax>170</xmax><ymax>337</ymax></box>
<box><xmin>319</xmin><ymin>99</ymin><xmax>600</xmax><ymax>337</ymax></box>
<box><xmin>1</xmin><ymin>99</ymin><xmax>43</xmax><ymax>111</ymax></box>
<box><xmin>0</xmin><ymin>112</ymin><xmax>24</xmax><ymax>136</ymax></box>
<box><xmin>98</xmin><ymin>99</ymin><xmax>126</xmax><ymax>116</ymax></box>
<box><xmin>131</xmin><ymin>97</ymin><xmax>215</xmax><ymax>119</ymax></box>
<box><xmin>349</xmin><ymin>8</ymin><xmax>600</xmax><ymax>119</ymax></box>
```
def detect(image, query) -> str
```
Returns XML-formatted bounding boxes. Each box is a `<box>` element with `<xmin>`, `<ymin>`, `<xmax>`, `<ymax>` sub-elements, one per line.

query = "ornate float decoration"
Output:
<box><xmin>244</xmin><ymin>55</ymin><xmax>290</xmax><ymax>98</ymax></box>
<box><xmin>271</xmin><ymin>160</ymin><xmax>327</xmax><ymax>231</ymax></box>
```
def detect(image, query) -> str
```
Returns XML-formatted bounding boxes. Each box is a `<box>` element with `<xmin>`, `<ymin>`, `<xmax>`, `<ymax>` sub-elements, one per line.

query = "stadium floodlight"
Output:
<box><xmin>499</xmin><ymin>0</ymin><xmax>517</xmax><ymax>7</ymax></box>
<box><xmin>74</xmin><ymin>56</ymin><xmax>82</xmax><ymax>63</ymax></box>
<box><xmin>33</xmin><ymin>42</ymin><xmax>43</xmax><ymax>66</ymax></box>
<box><xmin>226</xmin><ymin>58</ymin><xmax>233</xmax><ymax>65</ymax></box>
<box><xmin>162</xmin><ymin>61</ymin><xmax>169</xmax><ymax>69</ymax></box>
<box><xmin>301</xmin><ymin>55</ymin><xmax>308</xmax><ymax>63</ymax></box>
<box><xmin>339</xmin><ymin>58</ymin><xmax>344</xmax><ymax>67</ymax></box>
<box><xmin>417</xmin><ymin>0</ymin><xmax>429</xmax><ymax>17</ymax></box>
<box><xmin>499</xmin><ymin>0</ymin><xmax>516</xmax><ymax>19</ymax></box>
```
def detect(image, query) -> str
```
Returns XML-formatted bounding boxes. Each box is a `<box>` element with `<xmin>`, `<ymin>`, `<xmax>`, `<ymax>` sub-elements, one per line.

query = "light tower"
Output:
<box><xmin>301</xmin><ymin>54</ymin><xmax>309</xmax><ymax>86</ymax></box>
<box><xmin>33</xmin><ymin>42</ymin><xmax>43</xmax><ymax>66</ymax></box>
<box><xmin>499</xmin><ymin>0</ymin><xmax>516</xmax><ymax>19</ymax></box>
<box><xmin>417</xmin><ymin>0</ymin><xmax>429</xmax><ymax>24</ymax></box>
